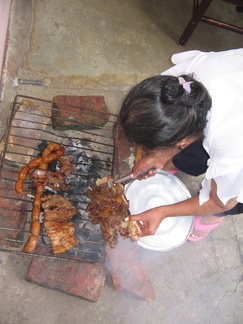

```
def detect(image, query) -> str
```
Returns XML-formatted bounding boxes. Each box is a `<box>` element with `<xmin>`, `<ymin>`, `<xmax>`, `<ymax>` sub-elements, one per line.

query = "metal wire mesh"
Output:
<box><xmin>0</xmin><ymin>95</ymin><xmax>118</xmax><ymax>264</ymax></box>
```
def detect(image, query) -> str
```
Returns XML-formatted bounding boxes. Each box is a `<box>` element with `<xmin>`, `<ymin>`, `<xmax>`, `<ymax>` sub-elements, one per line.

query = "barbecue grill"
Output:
<box><xmin>0</xmin><ymin>95</ymin><xmax>119</xmax><ymax>265</ymax></box>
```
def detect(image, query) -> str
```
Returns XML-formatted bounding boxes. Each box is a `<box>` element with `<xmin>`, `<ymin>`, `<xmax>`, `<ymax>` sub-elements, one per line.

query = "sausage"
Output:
<box><xmin>42</xmin><ymin>143</ymin><xmax>61</xmax><ymax>158</ymax></box>
<box><xmin>41</xmin><ymin>147</ymin><xmax>51</xmax><ymax>158</ymax></box>
<box><xmin>15</xmin><ymin>179</ymin><xmax>24</xmax><ymax>194</ymax></box>
<box><xmin>47</xmin><ymin>142</ymin><xmax>61</xmax><ymax>152</ymax></box>
<box><xmin>42</xmin><ymin>144</ymin><xmax>65</xmax><ymax>163</ymax></box>
<box><xmin>22</xmin><ymin>235</ymin><xmax>38</xmax><ymax>253</ymax></box>
<box><xmin>31</xmin><ymin>206</ymin><xmax>41</xmax><ymax>221</ymax></box>
<box><xmin>36</xmin><ymin>183</ymin><xmax>45</xmax><ymax>193</ymax></box>
<box><xmin>30</xmin><ymin>220</ymin><xmax>41</xmax><ymax>236</ymax></box>
<box><xmin>15</xmin><ymin>143</ymin><xmax>65</xmax><ymax>194</ymax></box>
<box><xmin>39</xmin><ymin>162</ymin><xmax>48</xmax><ymax>170</ymax></box>
<box><xmin>42</xmin><ymin>152</ymin><xmax>59</xmax><ymax>163</ymax></box>
<box><xmin>42</xmin><ymin>150</ymin><xmax>64</xmax><ymax>163</ymax></box>
<box><xmin>27</xmin><ymin>157</ymin><xmax>43</xmax><ymax>169</ymax></box>
<box><xmin>33</xmin><ymin>193</ymin><xmax>42</xmax><ymax>207</ymax></box>
<box><xmin>18</xmin><ymin>166</ymin><xmax>30</xmax><ymax>180</ymax></box>
<box><xmin>15</xmin><ymin>142</ymin><xmax>66</xmax><ymax>253</ymax></box>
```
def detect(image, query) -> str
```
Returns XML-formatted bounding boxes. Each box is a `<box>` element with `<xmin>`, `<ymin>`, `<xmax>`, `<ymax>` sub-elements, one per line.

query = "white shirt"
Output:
<box><xmin>161</xmin><ymin>49</ymin><xmax>243</xmax><ymax>206</ymax></box>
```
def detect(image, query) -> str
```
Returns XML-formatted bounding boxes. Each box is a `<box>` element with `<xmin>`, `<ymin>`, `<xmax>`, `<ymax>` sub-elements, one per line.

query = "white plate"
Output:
<box><xmin>125</xmin><ymin>170</ymin><xmax>194</xmax><ymax>251</ymax></box>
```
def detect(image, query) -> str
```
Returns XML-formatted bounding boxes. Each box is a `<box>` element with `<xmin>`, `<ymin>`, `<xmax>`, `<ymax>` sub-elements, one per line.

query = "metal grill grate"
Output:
<box><xmin>0</xmin><ymin>95</ymin><xmax>118</xmax><ymax>264</ymax></box>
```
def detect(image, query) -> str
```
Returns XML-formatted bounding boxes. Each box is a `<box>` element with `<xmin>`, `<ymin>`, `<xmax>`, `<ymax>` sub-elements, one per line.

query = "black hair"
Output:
<box><xmin>119</xmin><ymin>74</ymin><xmax>212</xmax><ymax>149</ymax></box>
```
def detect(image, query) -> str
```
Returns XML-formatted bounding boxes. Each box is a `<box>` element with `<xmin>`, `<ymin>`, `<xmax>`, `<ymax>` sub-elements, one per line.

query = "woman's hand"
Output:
<box><xmin>132</xmin><ymin>147</ymin><xmax>177</xmax><ymax>179</ymax></box>
<box><xmin>131</xmin><ymin>155</ymin><xmax>164</xmax><ymax>179</ymax></box>
<box><xmin>128</xmin><ymin>207</ymin><xmax>165</xmax><ymax>236</ymax></box>
<box><xmin>127</xmin><ymin>179</ymin><xmax>239</xmax><ymax>239</ymax></box>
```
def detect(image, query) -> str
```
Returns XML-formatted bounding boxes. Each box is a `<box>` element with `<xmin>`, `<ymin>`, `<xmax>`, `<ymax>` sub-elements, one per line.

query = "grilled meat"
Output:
<box><xmin>58</xmin><ymin>156</ymin><xmax>74</xmax><ymax>177</ymax></box>
<box><xmin>29</xmin><ymin>155</ymin><xmax>74</xmax><ymax>192</ymax></box>
<box><xmin>86</xmin><ymin>179</ymin><xmax>141</xmax><ymax>248</ymax></box>
<box><xmin>41</xmin><ymin>194</ymin><xmax>78</xmax><ymax>253</ymax></box>
<box><xmin>30</xmin><ymin>169</ymin><xmax>70</xmax><ymax>191</ymax></box>
<box><xmin>41</xmin><ymin>194</ymin><xmax>78</xmax><ymax>221</ymax></box>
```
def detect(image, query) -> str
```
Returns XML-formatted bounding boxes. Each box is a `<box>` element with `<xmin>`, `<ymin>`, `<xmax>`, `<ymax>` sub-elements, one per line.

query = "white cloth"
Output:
<box><xmin>161</xmin><ymin>49</ymin><xmax>243</xmax><ymax>206</ymax></box>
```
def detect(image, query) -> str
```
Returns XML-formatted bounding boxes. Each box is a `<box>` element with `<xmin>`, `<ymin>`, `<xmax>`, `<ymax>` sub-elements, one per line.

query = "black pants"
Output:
<box><xmin>172</xmin><ymin>139</ymin><xmax>243</xmax><ymax>216</ymax></box>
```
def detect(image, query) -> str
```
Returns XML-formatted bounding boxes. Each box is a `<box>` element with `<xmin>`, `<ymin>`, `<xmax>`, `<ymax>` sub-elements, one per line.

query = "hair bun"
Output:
<box><xmin>160</xmin><ymin>77</ymin><xmax>184</xmax><ymax>104</ymax></box>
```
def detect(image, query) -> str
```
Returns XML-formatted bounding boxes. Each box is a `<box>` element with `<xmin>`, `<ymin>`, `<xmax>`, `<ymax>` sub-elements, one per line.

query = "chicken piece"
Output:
<box><xmin>86</xmin><ymin>178</ymin><xmax>142</xmax><ymax>248</ymax></box>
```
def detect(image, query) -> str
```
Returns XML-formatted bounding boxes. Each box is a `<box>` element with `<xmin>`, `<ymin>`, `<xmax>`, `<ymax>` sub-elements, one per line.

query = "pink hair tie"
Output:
<box><xmin>178</xmin><ymin>76</ymin><xmax>193</xmax><ymax>94</ymax></box>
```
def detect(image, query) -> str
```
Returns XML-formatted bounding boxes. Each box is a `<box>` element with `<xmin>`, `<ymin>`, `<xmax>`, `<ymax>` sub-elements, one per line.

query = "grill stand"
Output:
<box><xmin>25</xmin><ymin>123</ymin><xmax>138</xmax><ymax>301</ymax></box>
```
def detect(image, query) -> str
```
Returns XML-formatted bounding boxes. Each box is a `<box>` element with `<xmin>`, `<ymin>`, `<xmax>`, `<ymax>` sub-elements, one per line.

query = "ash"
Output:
<box><xmin>64</xmin><ymin>139</ymin><xmax>106</xmax><ymax>262</ymax></box>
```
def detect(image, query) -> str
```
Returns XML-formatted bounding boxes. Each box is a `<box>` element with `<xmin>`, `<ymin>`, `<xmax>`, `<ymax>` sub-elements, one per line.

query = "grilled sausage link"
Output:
<box><xmin>22</xmin><ymin>235</ymin><xmax>38</xmax><ymax>253</ymax></box>
<box><xmin>15</xmin><ymin>179</ymin><xmax>24</xmax><ymax>195</ymax></box>
<box><xmin>15</xmin><ymin>142</ymin><xmax>65</xmax><ymax>195</ymax></box>
<box><xmin>31</xmin><ymin>206</ymin><xmax>41</xmax><ymax>221</ymax></box>
<box><xmin>16</xmin><ymin>142</ymin><xmax>65</xmax><ymax>253</ymax></box>
<box><xmin>30</xmin><ymin>220</ymin><xmax>41</xmax><ymax>236</ymax></box>
<box><xmin>42</xmin><ymin>142</ymin><xmax>61</xmax><ymax>157</ymax></box>
<box><xmin>27</xmin><ymin>157</ymin><xmax>43</xmax><ymax>169</ymax></box>
<box><xmin>18</xmin><ymin>166</ymin><xmax>30</xmax><ymax>180</ymax></box>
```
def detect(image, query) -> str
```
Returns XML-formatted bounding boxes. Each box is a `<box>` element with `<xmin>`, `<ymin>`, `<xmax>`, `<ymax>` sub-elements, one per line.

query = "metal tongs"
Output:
<box><xmin>107</xmin><ymin>168</ymin><xmax>156</xmax><ymax>187</ymax></box>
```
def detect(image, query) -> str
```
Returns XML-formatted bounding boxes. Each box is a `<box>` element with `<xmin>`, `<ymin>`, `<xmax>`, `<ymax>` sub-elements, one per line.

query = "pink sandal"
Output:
<box><xmin>188</xmin><ymin>215</ymin><xmax>222</xmax><ymax>242</ymax></box>
<box><xmin>167</xmin><ymin>170</ymin><xmax>179</xmax><ymax>174</ymax></box>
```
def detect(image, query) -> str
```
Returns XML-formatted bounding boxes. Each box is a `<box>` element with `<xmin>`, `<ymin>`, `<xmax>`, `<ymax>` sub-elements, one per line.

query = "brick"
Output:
<box><xmin>52</xmin><ymin>95</ymin><xmax>110</xmax><ymax>130</ymax></box>
<box><xmin>25</xmin><ymin>255</ymin><xmax>107</xmax><ymax>301</ymax></box>
<box><xmin>106</xmin><ymin>237</ymin><xmax>156</xmax><ymax>302</ymax></box>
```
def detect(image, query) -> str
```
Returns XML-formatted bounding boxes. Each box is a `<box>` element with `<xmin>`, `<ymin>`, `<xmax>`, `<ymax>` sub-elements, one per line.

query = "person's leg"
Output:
<box><xmin>188</xmin><ymin>203</ymin><xmax>243</xmax><ymax>241</ymax></box>
<box><xmin>188</xmin><ymin>215</ymin><xmax>223</xmax><ymax>241</ymax></box>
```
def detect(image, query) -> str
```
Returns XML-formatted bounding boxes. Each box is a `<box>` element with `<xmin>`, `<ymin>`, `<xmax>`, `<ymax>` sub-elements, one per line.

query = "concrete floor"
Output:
<box><xmin>1</xmin><ymin>0</ymin><xmax>243</xmax><ymax>323</ymax></box>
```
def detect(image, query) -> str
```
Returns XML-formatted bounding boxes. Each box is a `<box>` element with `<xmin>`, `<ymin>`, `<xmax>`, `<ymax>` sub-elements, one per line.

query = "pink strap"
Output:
<box><xmin>194</xmin><ymin>215</ymin><xmax>222</xmax><ymax>231</ymax></box>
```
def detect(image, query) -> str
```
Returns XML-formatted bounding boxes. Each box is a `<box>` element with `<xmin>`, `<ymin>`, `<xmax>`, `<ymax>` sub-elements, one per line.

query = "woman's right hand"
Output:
<box><xmin>131</xmin><ymin>154</ymin><xmax>164</xmax><ymax>179</ymax></box>
<box><xmin>132</xmin><ymin>147</ymin><xmax>178</xmax><ymax>179</ymax></box>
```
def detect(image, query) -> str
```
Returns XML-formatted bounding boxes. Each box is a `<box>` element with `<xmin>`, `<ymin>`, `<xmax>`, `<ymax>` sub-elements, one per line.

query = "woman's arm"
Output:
<box><xmin>129</xmin><ymin>179</ymin><xmax>238</xmax><ymax>236</ymax></box>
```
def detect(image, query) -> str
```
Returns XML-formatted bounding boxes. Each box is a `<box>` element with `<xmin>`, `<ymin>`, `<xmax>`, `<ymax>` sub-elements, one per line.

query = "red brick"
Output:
<box><xmin>106</xmin><ymin>237</ymin><xmax>156</xmax><ymax>302</ymax></box>
<box><xmin>52</xmin><ymin>95</ymin><xmax>110</xmax><ymax>130</ymax></box>
<box><xmin>26</xmin><ymin>255</ymin><xmax>107</xmax><ymax>301</ymax></box>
